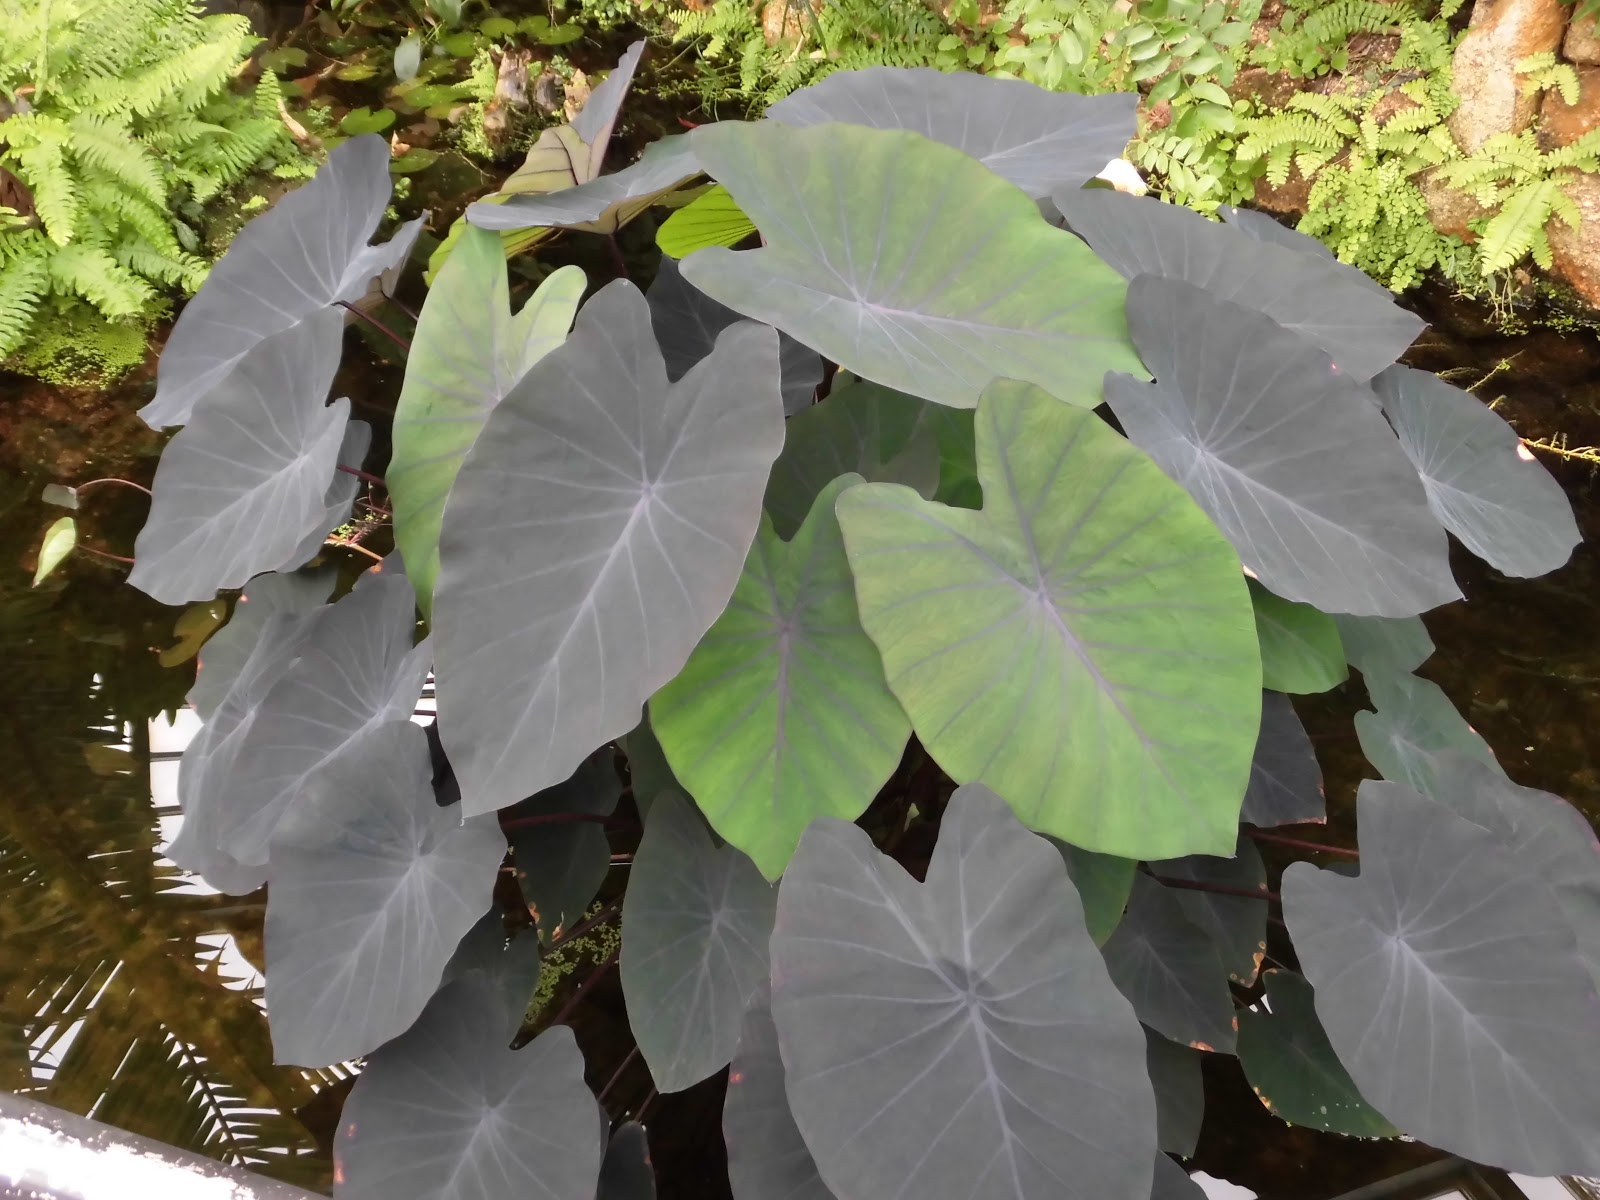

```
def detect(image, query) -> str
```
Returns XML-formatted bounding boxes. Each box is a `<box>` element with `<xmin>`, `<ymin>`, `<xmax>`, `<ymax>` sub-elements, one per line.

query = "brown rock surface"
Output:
<box><xmin>1540</xmin><ymin>66</ymin><xmax>1600</xmax><ymax>147</ymax></box>
<box><xmin>1565</xmin><ymin>13</ymin><xmax>1600</xmax><ymax>64</ymax></box>
<box><xmin>1448</xmin><ymin>0</ymin><xmax>1570</xmax><ymax>152</ymax></box>
<box><xmin>1548</xmin><ymin>174</ymin><xmax>1600</xmax><ymax>306</ymax></box>
<box><xmin>1418</xmin><ymin>167</ymin><xmax>1493</xmax><ymax>241</ymax></box>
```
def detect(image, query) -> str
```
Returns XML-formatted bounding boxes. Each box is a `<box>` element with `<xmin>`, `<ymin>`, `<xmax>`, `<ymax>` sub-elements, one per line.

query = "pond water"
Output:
<box><xmin>2</xmin><ymin>266</ymin><xmax>1597</xmax><ymax>1197</ymax></box>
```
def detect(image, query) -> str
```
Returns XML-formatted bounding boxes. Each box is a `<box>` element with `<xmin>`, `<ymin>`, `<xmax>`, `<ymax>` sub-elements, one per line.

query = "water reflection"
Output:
<box><xmin>1</xmin><ymin>471</ymin><xmax>337</xmax><ymax>1191</ymax></box>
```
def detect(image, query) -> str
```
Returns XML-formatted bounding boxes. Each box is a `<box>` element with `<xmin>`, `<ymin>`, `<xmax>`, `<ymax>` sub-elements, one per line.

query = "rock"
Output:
<box><xmin>1253</xmin><ymin>165</ymin><xmax>1314</xmax><ymax>215</ymax></box>
<box><xmin>1418</xmin><ymin>166</ymin><xmax>1493</xmax><ymax>241</ymax></box>
<box><xmin>762</xmin><ymin>0</ymin><xmax>807</xmax><ymax>43</ymax></box>
<box><xmin>1230</xmin><ymin>67</ymin><xmax>1299</xmax><ymax>110</ymax></box>
<box><xmin>1448</xmin><ymin>0</ymin><xmax>1570</xmax><ymax>153</ymax></box>
<box><xmin>1565</xmin><ymin>13</ymin><xmax>1600</xmax><ymax>64</ymax></box>
<box><xmin>1547</xmin><ymin>173</ymin><xmax>1600</xmax><ymax>306</ymax></box>
<box><xmin>1539</xmin><ymin>66</ymin><xmax>1600</xmax><ymax>147</ymax></box>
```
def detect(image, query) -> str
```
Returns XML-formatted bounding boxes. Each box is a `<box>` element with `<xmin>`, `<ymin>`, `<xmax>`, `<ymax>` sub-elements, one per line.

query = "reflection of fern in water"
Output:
<box><xmin>0</xmin><ymin>0</ymin><xmax>306</xmax><ymax>366</ymax></box>
<box><xmin>671</xmin><ymin>0</ymin><xmax>948</xmax><ymax>104</ymax></box>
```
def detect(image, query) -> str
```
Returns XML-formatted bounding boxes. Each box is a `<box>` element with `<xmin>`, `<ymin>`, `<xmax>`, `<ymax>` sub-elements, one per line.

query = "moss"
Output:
<box><xmin>4</xmin><ymin>305</ymin><xmax>152</xmax><ymax>387</ymax></box>
<box><xmin>526</xmin><ymin>903</ymin><xmax>622</xmax><ymax>1020</ymax></box>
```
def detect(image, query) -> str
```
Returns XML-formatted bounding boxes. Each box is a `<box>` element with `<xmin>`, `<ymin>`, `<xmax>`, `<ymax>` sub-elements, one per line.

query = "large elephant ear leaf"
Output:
<box><xmin>130</xmin><ymin>312</ymin><xmax>354</xmax><ymax>605</ymax></box>
<box><xmin>264</xmin><ymin>720</ymin><xmax>506</xmax><ymax>1066</ymax></box>
<box><xmin>1055</xmin><ymin>842</ymin><xmax>1137</xmax><ymax>946</ymax></box>
<box><xmin>1100</xmin><ymin>874</ymin><xmax>1237</xmax><ymax>1053</ymax></box>
<box><xmin>770</xmin><ymin>783</ymin><xmax>1157</xmax><ymax>1200</ymax></box>
<box><xmin>187</xmin><ymin>568</ymin><xmax>334</xmax><ymax>719</ymax></box>
<box><xmin>1431</xmin><ymin>751</ymin><xmax>1600</xmax><ymax>987</ymax></box>
<box><xmin>214</xmin><ymin>569</ymin><xmax>430</xmax><ymax>866</ymax></box>
<box><xmin>438</xmin><ymin>910</ymin><xmax>543</xmax><ymax>1041</ymax></box>
<box><xmin>723</xmin><ymin>986</ymin><xmax>837</xmax><ymax>1200</ymax></box>
<box><xmin>1108</xmin><ymin>277</ymin><xmax>1458</xmax><ymax>618</ymax></box>
<box><xmin>767</xmin><ymin>67</ymin><xmax>1137</xmax><ymax>198</ymax></box>
<box><xmin>390</xmin><ymin>223</ymin><xmax>585</xmax><ymax>615</ymax></box>
<box><xmin>433</xmin><ymin>279</ymin><xmax>786</xmax><ymax>815</ymax></box>
<box><xmin>1373</xmin><ymin>363</ymin><xmax>1579</xmax><ymax>578</ymax></box>
<box><xmin>1055</xmin><ymin>188</ymin><xmax>1423</xmax><ymax>382</ymax></box>
<box><xmin>1240</xmin><ymin>691</ymin><xmax>1325</xmax><ymax>828</ymax></box>
<box><xmin>650</xmin><ymin>475</ymin><xmax>911</xmax><ymax>879</ymax></box>
<box><xmin>336</xmin><ymin>977</ymin><xmax>604</xmax><ymax>1200</ymax></box>
<box><xmin>763</xmin><ymin>375</ymin><xmax>941</xmax><ymax>539</ymax></box>
<box><xmin>646</xmin><ymin>255</ymin><xmax>822</xmax><ymax>416</ymax></box>
<box><xmin>1353</xmin><ymin>671</ymin><xmax>1500</xmax><ymax>798</ymax></box>
<box><xmin>620</xmin><ymin>794</ymin><xmax>777</xmax><ymax>1092</ymax></box>
<box><xmin>1235</xmin><ymin>970</ymin><xmax>1398</xmax><ymax>1138</ymax></box>
<box><xmin>837</xmin><ymin>379</ymin><xmax>1260</xmax><ymax>861</ymax></box>
<box><xmin>141</xmin><ymin>135</ymin><xmax>419</xmax><ymax>429</ymax></box>
<box><xmin>1281</xmin><ymin>781</ymin><xmax>1600</xmax><ymax>1174</ymax></box>
<box><xmin>681</xmin><ymin>120</ymin><xmax>1144</xmax><ymax>409</ymax></box>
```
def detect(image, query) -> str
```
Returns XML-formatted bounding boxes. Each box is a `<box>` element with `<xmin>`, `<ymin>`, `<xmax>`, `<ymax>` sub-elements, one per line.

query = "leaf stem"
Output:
<box><xmin>1246</xmin><ymin>829</ymin><xmax>1359</xmax><ymax>859</ymax></box>
<box><xmin>500</xmin><ymin>811</ymin><xmax>613</xmax><ymax>832</ymax></box>
<box><xmin>1145</xmin><ymin>871</ymin><xmax>1280</xmax><ymax>905</ymax></box>
<box><xmin>78</xmin><ymin>544</ymin><xmax>135</xmax><ymax>566</ymax></box>
<box><xmin>598</xmin><ymin>1045</ymin><xmax>640</xmax><ymax>1106</ymax></box>
<box><xmin>335</xmin><ymin>299</ymin><xmax>412</xmax><ymax>351</ymax></box>
<box><xmin>336</xmin><ymin>463</ymin><xmax>386</xmax><ymax>486</ymax></box>
<box><xmin>606</xmin><ymin>233</ymin><xmax>630</xmax><ymax>281</ymax></box>
<box><xmin>73</xmin><ymin>477</ymin><xmax>152</xmax><ymax>498</ymax></box>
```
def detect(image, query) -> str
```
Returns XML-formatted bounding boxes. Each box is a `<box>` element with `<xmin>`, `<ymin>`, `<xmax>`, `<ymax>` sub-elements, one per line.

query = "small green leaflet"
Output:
<box><xmin>390</xmin><ymin>226</ymin><xmax>584</xmax><ymax>615</ymax></box>
<box><xmin>1236</xmin><ymin>970</ymin><xmax>1399</xmax><ymax>1138</ymax></box>
<box><xmin>32</xmin><ymin>517</ymin><xmax>76</xmax><ymax>587</ymax></box>
<box><xmin>836</xmin><ymin>380</ymin><xmax>1260</xmax><ymax>860</ymax></box>
<box><xmin>1249</xmin><ymin>580</ymin><xmax>1347</xmax><ymax>695</ymax></box>
<box><xmin>656</xmin><ymin>185</ymin><xmax>756</xmax><ymax>258</ymax></box>
<box><xmin>652</xmin><ymin>476</ymin><xmax>910</xmax><ymax>880</ymax></box>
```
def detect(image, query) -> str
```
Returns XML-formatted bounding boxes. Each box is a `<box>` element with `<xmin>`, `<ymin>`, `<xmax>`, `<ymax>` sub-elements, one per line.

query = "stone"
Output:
<box><xmin>1565</xmin><ymin>13</ymin><xmax>1600</xmax><ymax>64</ymax></box>
<box><xmin>1539</xmin><ymin>65</ymin><xmax>1600</xmax><ymax>147</ymax></box>
<box><xmin>1253</xmin><ymin>165</ymin><xmax>1314</xmax><ymax>215</ymax></box>
<box><xmin>1448</xmin><ymin>0</ymin><xmax>1570</xmax><ymax>153</ymax></box>
<box><xmin>1418</xmin><ymin>166</ymin><xmax>1493</xmax><ymax>242</ymax></box>
<box><xmin>1547</xmin><ymin>173</ymin><xmax>1600</xmax><ymax>306</ymax></box>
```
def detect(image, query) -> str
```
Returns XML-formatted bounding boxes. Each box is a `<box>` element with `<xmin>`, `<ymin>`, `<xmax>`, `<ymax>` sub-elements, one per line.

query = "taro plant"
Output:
<box><xmin>121</xmin><ymin>45</ymin><xmax>1597</xmax><ymax>1200</ymax></box>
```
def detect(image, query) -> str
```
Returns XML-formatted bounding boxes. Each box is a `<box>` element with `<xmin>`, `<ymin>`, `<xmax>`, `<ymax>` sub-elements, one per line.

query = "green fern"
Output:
<box><xmin>0</xmin><ymin>0</ymin><xmax>309</xmax><ymax>376</ymax></box>
<box><xmin>1516</xmin><ymin>51</ymin><xmax>1581</xmax><ymax>106</ymax></box>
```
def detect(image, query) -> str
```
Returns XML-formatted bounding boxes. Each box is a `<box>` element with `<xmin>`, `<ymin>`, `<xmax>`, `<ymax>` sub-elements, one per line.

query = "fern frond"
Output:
<box><xmin>68</xmin><ymin>113</ymin><xmax>167</xmax><ymax>209</ymax></box>
<box><xmin>0</xmin><ymin>252</ymin><xmax>49</xmax><ymax>358</ymax></box>
<box><xmin>3</xmin><ymin>115</ymin><xmax>82</xmax><ymax>245</ymax></box>
<box><xmin>45</xmin><ymin>239</ymin><xmax>156</xmax><ymax>316</ymax></box>
<box><xmin>1478</xmin><ymin>177</ymin><xmax>1560</xmax><ymax>272</ymax></box>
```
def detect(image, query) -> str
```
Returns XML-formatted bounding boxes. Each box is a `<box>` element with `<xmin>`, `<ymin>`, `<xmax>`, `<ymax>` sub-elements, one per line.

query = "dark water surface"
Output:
<box><xmin>3</xmin><ymin>279</ymin><xmax>1597</xmax><ymax>1197</ymax></box>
